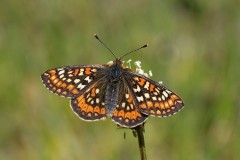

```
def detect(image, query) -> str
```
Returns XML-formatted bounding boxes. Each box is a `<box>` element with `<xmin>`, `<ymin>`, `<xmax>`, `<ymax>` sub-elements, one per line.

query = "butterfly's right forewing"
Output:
<box><xmin>41</xmin><ymin>65</ymin><xmax>105</xmax><ymax>98</ymax></box>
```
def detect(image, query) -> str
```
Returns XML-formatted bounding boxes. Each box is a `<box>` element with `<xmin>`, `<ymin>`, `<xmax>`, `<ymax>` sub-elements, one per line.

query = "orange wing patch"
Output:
<box><xmin>149</xmin><ymin>92</ymin><xmax>184</xmax><ymax>117</ymax></box>
<box><xmin>41</xmin><ymin>70</ymin><xmax>80</xmax><ymax>97</ymax></box>
<box><xmin>41</xmin><ymin>67</ymin><xmax>99</xmax><ymax>98</ymax></box>
<box><xmin>112</xmin><ymin>108</ymin><xmax>146</xmax><ymax>128</ymax></box>
<box><xmin>111</xmin><ymin>88</ymin><xmax>148</xmax><ymax>128</ymax></box>
<box><xmin>84</xmin><ymin>68</ymin><xmax>92</xmax><ymax>75</ymax></box>
<box><xmin>71</xmin><ymin>84</ymin><xmax>106</xmax><ymax>121</ymax></box>
<box><xmin>129</xmin><ymin>75</ymin><xmax>184</xmax><ymax>117</ymax></box>
<box><xmin>137</xmin><ymin>78</ymin><xmax>146</xmax><ymax>86</ymax></box>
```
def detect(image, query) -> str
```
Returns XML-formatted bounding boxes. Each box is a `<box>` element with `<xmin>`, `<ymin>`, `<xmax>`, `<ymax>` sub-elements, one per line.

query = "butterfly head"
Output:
<box><xmin>104</xmin><ymin>58</ymin><xmax>124</xmax><ymax>83</ymax></box>
<box><xmin>107</xmin><ymin>58</ymin><xmax>130</xmax><ymax>71</ymax></box>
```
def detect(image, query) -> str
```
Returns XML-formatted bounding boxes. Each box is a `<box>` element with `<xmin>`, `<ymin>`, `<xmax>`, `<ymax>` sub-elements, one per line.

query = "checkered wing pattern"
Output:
<box><xmin>41</xmin><ymin>59</ymin><xmax>184</xmax><ymax>127</ymax></box>
<box><xmin>124</xmin><ymin>72</ymin><xmax>184</xmax><ymax>117</ymax></box>
<box><xmin>111</xmin><ymin>85</ymin><xmax>148</xmax><ymax>128</ymax></box>
<box><xmin>41</xmin><ymin>65</ymin><xmax>104</xmax><ymax>98</ymax></box>
<box><xmin>71</xmin><ymin>79</ymin><xmax>108</xmax><ymax>121</ymax></box>
<box><xmin>41</xmin><ymin>65</ymin><xmax>108</xmax><ymax>121</ymax></box>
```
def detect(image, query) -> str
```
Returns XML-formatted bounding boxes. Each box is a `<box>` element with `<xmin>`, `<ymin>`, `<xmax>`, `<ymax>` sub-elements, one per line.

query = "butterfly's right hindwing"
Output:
<box><xmin>70</xmin><ymin>79</ymin><xmax>108</xmax><ymax>121</ymax></box>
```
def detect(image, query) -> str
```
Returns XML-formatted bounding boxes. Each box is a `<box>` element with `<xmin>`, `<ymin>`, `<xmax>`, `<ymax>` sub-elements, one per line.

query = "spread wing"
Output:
<box><xmin>111</xmin><ymin>82</ymin><xmax>148</xmax><ymax>128</ymax></box>
<box><xmin>41</xmin><ymin>65</ymin><xmax>105</xmax><ymax>98</ymax></box>
<box><xmin>123</xmin><ymin>71</ymin><xmax>184</xmax><ymax>117</ymax></box>
<box><xmin>41</xmin><ymin>65</ymin><xmax>109</xmax><ymax>121</ymax></box>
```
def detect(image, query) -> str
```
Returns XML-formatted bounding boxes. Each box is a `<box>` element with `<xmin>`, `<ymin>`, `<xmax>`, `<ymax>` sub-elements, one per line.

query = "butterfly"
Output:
<box><xmin>41</xmin><ymin>35</ymin><xmax>184</xmax><ymax>128</ymax></box>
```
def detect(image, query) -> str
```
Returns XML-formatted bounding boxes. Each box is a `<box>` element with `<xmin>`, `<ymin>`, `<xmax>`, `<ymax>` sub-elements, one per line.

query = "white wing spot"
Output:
<box><xmin>96</xmin><ymin>98</ymin><xmax>100</xmax><ymax>104</ymax></box>
<box><xmin>78</xmin><ymin>71</ymin><xmax>83</xmax><ymax>76</ymax></box>
<box><xmin>163</xmin><ymin>91</ymin><xmax>168</xmax><ymax>98</ymax></box>
<box><xmin>133</xmin><ymin>85</ymin><xmax>141</xmax><ymax>92</ymax></box>
<box><xmin>59</xmin><ymin>74</ymin><xmax>64</xmax><ymax>79</ymax></box>
<box><xmin>68</xmin><ymin>70</ymin><xmax>73</xmax><ymax>74</ymax></box>
<box><xmin>77</xmin><ymin>83</ymin><xmax>85</xmax><ymax>90</ymax></box>
<box><xmin>84</xmin><ymin>76</ymin><xmax>92</xmax><ymax>83</ymax></box>
<box><xmin>166</xmin><ymin>90</ymin><xmax>172</xmax><ymax>94</ymax></box>
<box><xmin>161</xmin><ymin>95</ymin><xmax>165</xmax><ymax>100</ymax></box>
<box><xmin>95</xmin><ymin>88</ymin><xmax>100</xmax><ymax>94</ymax></box>
<box><xmin>58</xmin><ymin>70</ymin><xmax>65</xmax><ymax>75</ymax></box>
<box><xmin>125</xmin><ymin>94</ymin><xmax>129</xmax><ymax>99</ymax></box>
<box><xmin>144</xmin><ymin>82</ymin><xmax>150</xmax><ymax>89</ymax></box>
<box><xmin>91</xmin><ymin>68</ymin><xmax>97</xmax><ymax>72</ymax></box>
<box><xmin>130</xmin><ymin>104</ymin><xmax>134</xmax><ymax>109</ymax></box>
<box><xmin>144</xmin><ymin>93</ymin><xmax>150</xmax><ymax>99</ymax></box>
<box><xmin>74</xmin><ymin>79</ymin><xmax>80</xmax><ymax>84</ymax></box>
<box><xmin>67</xmin><ymin>79</ymin><xmax>72</xmax><ymax>83</ymax></box>
<box><xmin>152</xmin><ymin>97</ymin><xmax>157</xmax><ymax>101</ymax></box>
<box><xmin>87</xmin><ymin>97</ymin><xmax>92</xmax><ymax>102</ymax></box>
<box><xmin>86</xmin><ymin>93</ymin><xmax>90</xmax><ymax>98</ymax></box>
<box><xmin>155</xmin><ymin>88</ymin><xmax>160</xmax><ymax>93</ymax></box>
<box><xmin>137</xmin><ymin>96</ymin><xmax>144</xmax><ymax>102</ymax></box>
<box><xmin>122</xmin><ymin>102</ymin><xmax>126</xmax><ymax>108</ymax></box>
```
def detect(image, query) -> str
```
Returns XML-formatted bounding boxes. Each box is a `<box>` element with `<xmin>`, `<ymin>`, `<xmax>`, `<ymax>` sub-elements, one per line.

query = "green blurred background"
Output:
<box><xmin>1</xmin><ymin>0</ymin><xmax>239</xmax><ymax>160</ymax></box>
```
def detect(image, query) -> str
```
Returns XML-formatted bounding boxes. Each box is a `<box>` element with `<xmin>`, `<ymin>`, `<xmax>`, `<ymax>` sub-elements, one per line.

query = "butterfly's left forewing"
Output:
<box><xmin>124</xmin><ymin>71</ymin><xmax>184</xmax><ymax>117</ymax></box>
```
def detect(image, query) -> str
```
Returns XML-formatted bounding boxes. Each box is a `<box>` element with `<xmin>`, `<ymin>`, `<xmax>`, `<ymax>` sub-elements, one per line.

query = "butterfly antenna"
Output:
<box><xmin>120</xmin><ymin>44</ymin><xmax>148</xmax><ymax>60</ymax></box>
<box><xmin>94</xmin><ymin>34</ymin><xmax>117</xmax><ymax>59</ymax></box>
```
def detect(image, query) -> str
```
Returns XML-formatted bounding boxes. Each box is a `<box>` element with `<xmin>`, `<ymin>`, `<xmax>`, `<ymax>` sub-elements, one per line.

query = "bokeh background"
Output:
<box><xmin>1</xmin><ymin>0</ymin><xmax>239</xmax><ymax>160</ymax></box>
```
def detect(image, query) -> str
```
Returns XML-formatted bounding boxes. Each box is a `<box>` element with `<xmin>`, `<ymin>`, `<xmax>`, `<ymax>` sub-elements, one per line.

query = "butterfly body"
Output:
<box><xmin>41</xmin><ymin>58</ymin><xmax>184</xmax><ymax>128</ymax></box>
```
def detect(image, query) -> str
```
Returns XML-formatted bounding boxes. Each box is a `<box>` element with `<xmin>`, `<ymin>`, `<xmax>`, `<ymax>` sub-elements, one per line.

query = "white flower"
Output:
<box><xmin>136</xmin><ymin>68</ymin><xmax>145</xmax><ymax>76</ymax></box>
<box><xmin>149</xmin><ymin>70</ymin><xmax>152</xmax><ymax>77</ymax></box>
<box><xmin>134</xmin><ymin>61</ymin><xmax>142</xmax><ymax>68</ymax></box>
<box><xmin>126</xmin><ymin>59</ymin><xmax>132</xmax><ymax>68</ymax></box>
<box><xmin>125</xmin><ymin>60</ymin><xmax>159</xmax><ymax>82</ymax></box>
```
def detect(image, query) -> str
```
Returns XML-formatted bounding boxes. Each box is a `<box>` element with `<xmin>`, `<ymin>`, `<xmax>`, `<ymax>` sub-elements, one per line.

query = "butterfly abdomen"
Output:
<box><xmin>105</xmin><ymin>84</ymin><xmax>119</xmax><ymax>115</ymax></box>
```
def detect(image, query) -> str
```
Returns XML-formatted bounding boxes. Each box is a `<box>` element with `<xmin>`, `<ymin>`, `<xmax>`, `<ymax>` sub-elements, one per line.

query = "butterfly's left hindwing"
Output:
<box><xmin>41</xmin><ymin>65</ymin><xmax>104</xmax><ymax>98</ymax></box>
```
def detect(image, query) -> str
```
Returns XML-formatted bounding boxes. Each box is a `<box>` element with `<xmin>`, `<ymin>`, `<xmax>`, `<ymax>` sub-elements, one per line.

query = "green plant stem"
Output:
<box><xmin>134</xmin><ymin>124</ymin><xmax>147</xmax><ymax>160</ymax></box>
